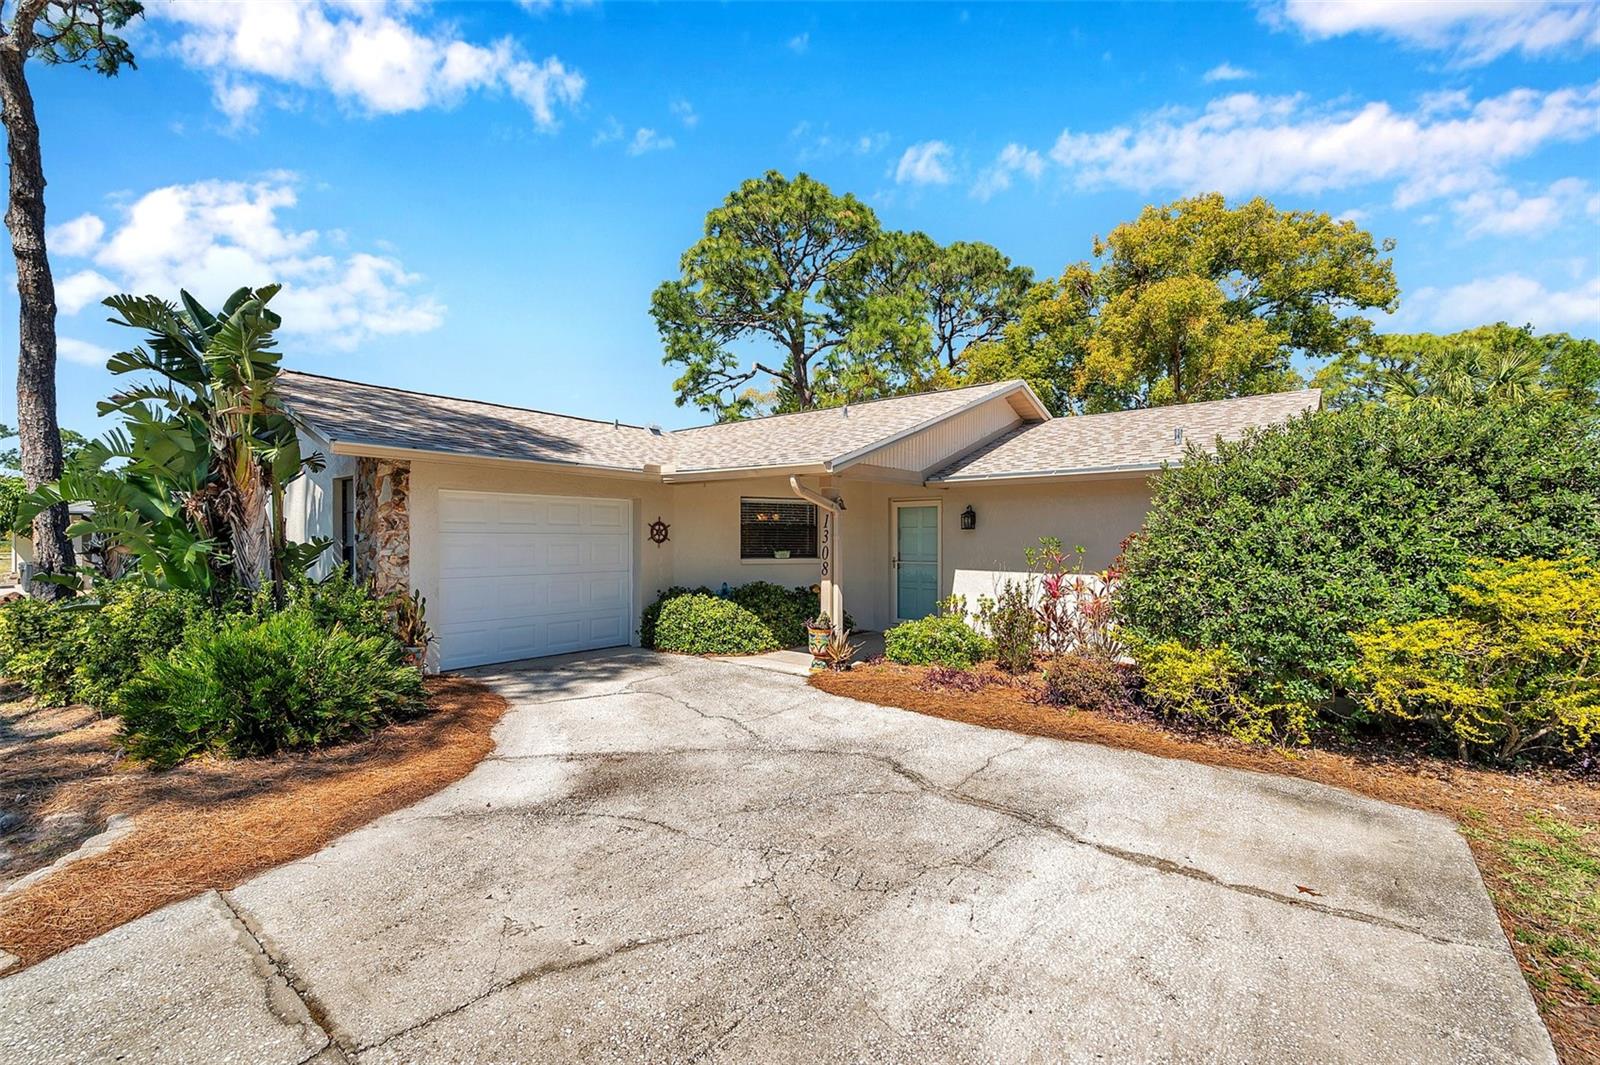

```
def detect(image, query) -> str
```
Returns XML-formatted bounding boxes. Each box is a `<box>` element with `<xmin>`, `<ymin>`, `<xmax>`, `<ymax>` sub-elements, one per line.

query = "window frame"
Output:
<box><xmin>333</xmin><ymin>476</ymin><xmax>357</xmax><ymax>571</ymax></box>
<box><xmin>738</xmin><ymin>496</ymin><xmax>820</xmax><ymax>563</ymax></box>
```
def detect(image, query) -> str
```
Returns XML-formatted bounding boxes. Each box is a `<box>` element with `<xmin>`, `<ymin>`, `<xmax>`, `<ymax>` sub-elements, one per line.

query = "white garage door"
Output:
<box><xmin>436</xmin><ymin>490</ymin><xmax>633</xmax><ymax>669</ymax></box>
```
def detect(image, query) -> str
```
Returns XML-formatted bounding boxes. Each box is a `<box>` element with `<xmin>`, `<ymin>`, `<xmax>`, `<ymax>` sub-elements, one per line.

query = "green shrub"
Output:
<box><xmin>639</xmin><ymin>585</ymin><xmax>712</xmax><ymax>648</ymax></box>
<box><xmin>1134</xmin><ymin>639</ymin><xmax>1312</xmax><ymax>745</ymax></box>
<box><xmin>1351</xmin><ymin>556</ymin><xmax>1600</xmax><ymax>763</ymax></box>
<box><xmin>642</xmin><ymin>582</ymin><xmax>850</xmax><ymax>650</ymax></box>
<box><xmin>73</xmin><ymin>582</ymin><xmax>207</xmax><ymax>710</ymax></box>
<box><xmin>288</xmin><ymin>566</ymin><xmax>399</xmax><ymax>646</ymax></box>
<box><xmin>116</xmin><ymin>605</ymin><xmax>427</xmax><ymax>767</ymax></box>
<box><xmin>727</xmin><ymin>581</ymin><xmax>815</xmax><ymax>647</ymax></box>
<box><xmin>977</xmin><ymin>580</ymin><xmax>1036</xmax><ymax>673</ymax></box>
<box><xmin>884</xmin><ymin>615</ymin><xmax>992</xmax><ymax>669</ymax></box>
<box><xmin>1039</xmin><ymin>653</ymin><xmax>1137</xmax><ymax>715</ymax></box>
<box><xmin>0</xmin><ymin>596</ymin><xmax>86</xmax><ymax>705</ymax></box>
<box><xmin>1118</xmin><ymin>401</ymin><xmax>1600</xmax><ymax>718</ymax></box>
<box><xmin>653</xmin><ymin>594</ymin><xmax>779</xmax><ymax>655</ymax></box>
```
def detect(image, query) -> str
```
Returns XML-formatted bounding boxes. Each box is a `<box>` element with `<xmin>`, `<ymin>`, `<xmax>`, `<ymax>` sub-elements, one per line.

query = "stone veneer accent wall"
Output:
<box><xmin>355</xmin><ymin>457</ymin><xmax>411</xmax><ymax>600</ymax></box>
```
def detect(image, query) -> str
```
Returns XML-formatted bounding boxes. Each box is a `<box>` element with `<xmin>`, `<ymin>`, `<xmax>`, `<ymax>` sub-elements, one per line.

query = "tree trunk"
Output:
<box><xmin>230</xmin><ymin>457</ymin><xmax>272</xmax><ymax>594</ymax></box>
<box><xmin>0</xmin><ymin>45</ymin><xmax>74</xmax><ymax>598</ymax></box>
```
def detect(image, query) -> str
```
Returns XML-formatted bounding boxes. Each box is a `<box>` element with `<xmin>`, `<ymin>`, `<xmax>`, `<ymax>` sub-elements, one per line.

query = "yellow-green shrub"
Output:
<box><xmin>1134</xmin><ymin>639</ymin><xmax>1313</xmax><ymax>745</ymax></box>
<box><xmin>1351</xmin><ymin>556</ymin><xmax>1600</xmax><ymax>763</ymax></box>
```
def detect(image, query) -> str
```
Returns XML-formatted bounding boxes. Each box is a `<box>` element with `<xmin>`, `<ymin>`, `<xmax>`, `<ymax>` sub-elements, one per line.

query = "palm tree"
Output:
<box><xmin>1382</xmin><ymin>334</ymin><xmax>1545</xmax><ymax>407</ymax></box>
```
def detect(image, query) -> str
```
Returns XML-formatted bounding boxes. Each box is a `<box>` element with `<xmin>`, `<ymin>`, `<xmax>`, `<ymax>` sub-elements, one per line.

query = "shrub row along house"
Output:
<box><xmin>278</xmin><ymin>371</ymin><xmax>1317</xmax><ymax>669</ymax></box>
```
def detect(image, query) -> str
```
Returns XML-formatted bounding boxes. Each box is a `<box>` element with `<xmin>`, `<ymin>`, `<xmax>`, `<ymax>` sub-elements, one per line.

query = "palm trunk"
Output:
<box><xmin>0</xmin><ymin>43</ymin><xmax>74</xmax><ymax>598</ymax></box>
<box><xmin>230</xmin><ymin>457</ymin><xmax>272</xmax><ymax>594</ymax></box>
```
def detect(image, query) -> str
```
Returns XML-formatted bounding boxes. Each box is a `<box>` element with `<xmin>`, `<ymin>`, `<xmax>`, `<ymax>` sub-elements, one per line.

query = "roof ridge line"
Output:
<box><xmin>280</xmin><ymin>369</ymin><xmax>663</xmax><ymax>432</ymax></box>
<box><xmin>673</xmin><ymin>378</ymin><xmax>1020</xmax><ymax>434</ymax></box>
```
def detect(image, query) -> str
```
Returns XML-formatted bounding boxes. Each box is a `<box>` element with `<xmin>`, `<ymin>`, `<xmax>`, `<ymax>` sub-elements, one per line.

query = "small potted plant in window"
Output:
<box><xmin>806</xmin><ymin>611</ymin><xmax>833</xmax><ymax>667</ymax></box>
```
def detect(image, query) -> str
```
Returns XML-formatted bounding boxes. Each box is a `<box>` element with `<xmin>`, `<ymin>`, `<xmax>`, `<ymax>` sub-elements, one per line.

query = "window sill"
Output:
<box><xmin>739</xmin><ymin>558</ymin><xmax>820</xmax><ymax>565</ymax></box>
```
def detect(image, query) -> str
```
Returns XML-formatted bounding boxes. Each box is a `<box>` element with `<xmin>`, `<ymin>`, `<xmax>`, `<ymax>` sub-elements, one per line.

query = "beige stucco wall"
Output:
<box><xmin>932</xmin><ymin>474</ymin><xmax>1155</xmax><ymax>578</ymax></box>
<box><xmin>287</xmin><ymin>453</ymin><xmax>1156</xmax><ymax>655</ymax></box>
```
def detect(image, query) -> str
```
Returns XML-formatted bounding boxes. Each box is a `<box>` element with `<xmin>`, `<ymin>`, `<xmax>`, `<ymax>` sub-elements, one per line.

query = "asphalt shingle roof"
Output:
<box><xmin>278</xmin><ymin>372</ymin><xmax>675</xmax><ymax>472</ymax></box>
<box><xmin>280</xmin><ymin>371</ymin><xmax>1315</xmax><ymax>482</ymax></box>
<box><xmin>930</xmin><ymin>389</ymin><xmax>1321</xmax><ymax>481</ymax></box>
<box><xmin>669</xmin><ymin>379</ymin><xmax>1026</xmax><ymax>473</ymax></box>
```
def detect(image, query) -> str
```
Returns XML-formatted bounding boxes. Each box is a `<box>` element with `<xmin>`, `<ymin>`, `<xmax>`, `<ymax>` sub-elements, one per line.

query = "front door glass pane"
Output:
<box><xmin>896</xmin><ymin>506</ymin><xmax>939</xmax><ymax>620</ymax></box>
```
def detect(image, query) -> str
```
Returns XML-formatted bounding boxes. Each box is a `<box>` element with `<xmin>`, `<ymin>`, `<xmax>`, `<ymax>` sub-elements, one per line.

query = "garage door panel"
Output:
<box><xmin>590</xmin><ymin>575</ymin><xmax>628</xmax><ymax>608</ymax></box>
<box><xmin>437</xmin><ymin>490</ymin><xmax>633</xmax><ymax>668</ymax></box>
<box><xmin>588</xmin><ymin>500</ymin><xmax>625</xmax><ymax>527</ymax></box>
<box><xmin>545</xmin><ymin>501</ymin><xmax>582</xmax><ymax>527</ymax></box>
<box><xmin>497</xmin><ymin>497</ymin><xmax>542</xmax><ymax>526</ymax></box>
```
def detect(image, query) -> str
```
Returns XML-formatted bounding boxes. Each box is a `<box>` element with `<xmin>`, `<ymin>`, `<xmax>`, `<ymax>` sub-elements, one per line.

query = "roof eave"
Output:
<box><xmin>929</xmin><ymin>460</ymin><xmax>1169</xmax><ymax>485</ymax></box>
<box><xmin>326</xmin><ymin>439</ymin><xmax>664</xmax><ymax>480</ymax></box>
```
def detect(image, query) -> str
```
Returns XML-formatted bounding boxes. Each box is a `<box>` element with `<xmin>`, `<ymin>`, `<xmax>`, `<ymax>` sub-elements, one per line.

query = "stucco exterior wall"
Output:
<box><xmin>285</xmin><ymin>454</ymin><xmax>1157</xmax><ymax>655</ymax></box>
<box><xmin>406</xmin><ymin>458</ymin><xmax>676</xmax><ymax>648</ymax></box>
<box><xmin>933</xmin><ymin>474</ymin><xmax>1155</xmax><ymax>580</ymax></box>
<box><xmin>282</xmin><ymin>428</ymin><xmax>356</xmax><ymax>581</ymax></box>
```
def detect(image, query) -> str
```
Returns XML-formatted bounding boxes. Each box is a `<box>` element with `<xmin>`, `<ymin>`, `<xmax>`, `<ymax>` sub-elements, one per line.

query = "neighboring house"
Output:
<box><xmin>279</xmin><ymin>372</ymin><xmax>1319</xmax><ymax>670</ymax></box>
<box><xmin>8</xmin><ymin>505</ymin><xmax>96</xmax><ymax>590</ymax></box>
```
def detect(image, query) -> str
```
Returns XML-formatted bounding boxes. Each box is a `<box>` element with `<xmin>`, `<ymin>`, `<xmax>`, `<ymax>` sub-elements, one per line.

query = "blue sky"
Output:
<box><xmin>11</xmin><ymin>0</ymin><xmax>1600</xmax><ymax>436</ymax></box>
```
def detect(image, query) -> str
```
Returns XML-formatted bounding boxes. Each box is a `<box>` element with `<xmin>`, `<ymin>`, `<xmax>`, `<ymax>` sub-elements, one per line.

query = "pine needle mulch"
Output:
<box><xmin>815</xmin><ymin>663</ymin><xmax>1600</xmax><ymax>1065</ymax></box>
<box><xmin>0</xmin><ymin>676</ymin><xmax>507</xmax><ymax>971</ymax></box>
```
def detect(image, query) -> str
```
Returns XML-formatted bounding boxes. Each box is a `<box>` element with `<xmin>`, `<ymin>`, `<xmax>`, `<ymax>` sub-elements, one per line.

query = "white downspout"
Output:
<box><xmin>790</xmin><ymin>475</ymin><xmax>845</xmax><ymax>629</ymax></box>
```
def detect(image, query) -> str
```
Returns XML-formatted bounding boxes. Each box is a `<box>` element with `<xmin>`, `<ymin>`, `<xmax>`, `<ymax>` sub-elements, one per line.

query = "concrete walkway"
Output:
<box><xmin>0</xmin><ymin>649</ymin><xmax>1554</xmax><ymax>1064</ymax></box>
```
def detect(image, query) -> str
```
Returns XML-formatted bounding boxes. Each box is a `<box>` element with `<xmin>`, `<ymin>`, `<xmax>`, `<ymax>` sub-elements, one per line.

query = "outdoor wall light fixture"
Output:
<box><xmin>960</xmin><ymin>505</ymin><xmax>977</xmax><ymax>531</ymax></box>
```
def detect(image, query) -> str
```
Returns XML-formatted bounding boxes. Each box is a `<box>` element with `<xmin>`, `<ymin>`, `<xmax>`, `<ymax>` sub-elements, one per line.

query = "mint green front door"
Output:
<box><xmin>895</xmin><ymin>505</ymin><xmax>940</xmax><ymax>621</ymax></box>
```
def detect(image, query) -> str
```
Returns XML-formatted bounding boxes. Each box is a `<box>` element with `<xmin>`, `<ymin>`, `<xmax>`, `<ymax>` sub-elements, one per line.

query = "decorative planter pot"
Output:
<box><xmin>805</xmin><ymin>623</ymin><xmax>833</xmax><ymax>671</ymax></box>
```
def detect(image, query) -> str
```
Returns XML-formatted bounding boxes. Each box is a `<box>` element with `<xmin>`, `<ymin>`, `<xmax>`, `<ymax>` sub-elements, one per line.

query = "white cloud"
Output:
<box><xmin>1203</xmin><ymin>62</ymin><xmax>1254</xmax><ymax>82</ymax></box>
<box><xmin>1407</xmin><ymin>272</ymin><xmax>1600</xmax><ymax>333</ymax></box>
<box><xmin>971</xmin><ymin>143</ymin><xmax>1045</xmax><ymax>200</ymax></box>
<box><xmin>670</xmin><ymin>98</ymin><xmax>699</xmax><ymax>128</ymax></box>
<box><xmin>1272</xmin><ymin>0</ymin><xmax>1600</xmax><ymax>64</ymax></box>
<box><xmin>71</xmin><ymin>177</ymin><xmax>443</xmax><ymax>351</ymax></box>
<box><xmin>155</xmin><ymin>1</ymin><xmax>584</xmax><ymax>128</ymax></box>
<box><xmin>1453</xmin><ymin>177</ymin><xmax>1593</xmax><ymax>237</ymax></box>
<box><xmin>47</xmin><ymin>213</ymin><xmax>105</xmax><ymax>257</ymax></box>
<box><xmin>56</xmin><ymin>270</ymin><xmax>118</xmax><ymax>315</ymax></box>
<box><xmin>626</xmin><ymin>128</ymin><xmax>674</xmax><ymax>156</ymax></box>
<box><xmin>592</xmin><ymin>115</ymin><xmax>624</xmax><ymax>145</ymax></box>
<box><xmin>790</xmin><ymin>122</ymin><xmax>889</xmax><ymax>161</ymax></box>
<box><xmin>894</xmin><ymin>141</ymin><xmax>954</xmax><ymax>185</ymax></box>
<box><xmin>1049</xmin><ymin>82</ymin><xmax>1600</xmax><ymax>214</ymax></box>
<box><xmin>57</xmin><ymin>337</ymin><xmax>112</xmax><ymax>368</ymax></box>
<box><xmin>788</xmin><ymin>32</ymin><xmax>810</xmax><ymax>54</ymax></box>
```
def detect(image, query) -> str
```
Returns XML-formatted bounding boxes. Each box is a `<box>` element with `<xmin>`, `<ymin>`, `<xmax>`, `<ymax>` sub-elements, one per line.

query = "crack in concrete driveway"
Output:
<box><xmin>0</xmin><ymin>648</ymin><xmax>1557</xmax><ymax>1064</ymax></box>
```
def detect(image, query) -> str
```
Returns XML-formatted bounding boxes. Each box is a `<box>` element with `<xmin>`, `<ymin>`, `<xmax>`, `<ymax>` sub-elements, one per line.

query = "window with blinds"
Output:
<box><xmin>740</xmin><ymin>498</ymin><xmax>819</xmax><ymax>560</ymax></box>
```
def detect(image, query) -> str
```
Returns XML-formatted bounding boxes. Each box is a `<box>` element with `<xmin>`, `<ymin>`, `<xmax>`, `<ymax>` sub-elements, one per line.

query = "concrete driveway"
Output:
<box><xmin>0</xmin><ymin>650</ymin><xmax>1553</xmax><ymax>1064</ymax></box>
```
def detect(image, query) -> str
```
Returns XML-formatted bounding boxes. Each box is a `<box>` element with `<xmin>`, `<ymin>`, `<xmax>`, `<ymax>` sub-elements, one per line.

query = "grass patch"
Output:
<box><xmin>1467</xmin><ymin>811</ymin><xmax>1600</xmax><ymax>1011</ymax></box>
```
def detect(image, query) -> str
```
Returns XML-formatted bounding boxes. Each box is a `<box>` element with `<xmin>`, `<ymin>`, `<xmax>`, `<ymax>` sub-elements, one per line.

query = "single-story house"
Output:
<box><xmin>279</xmin><ymin>372</ymin><xmax>1319</xmax><ymax>670</ymax></box>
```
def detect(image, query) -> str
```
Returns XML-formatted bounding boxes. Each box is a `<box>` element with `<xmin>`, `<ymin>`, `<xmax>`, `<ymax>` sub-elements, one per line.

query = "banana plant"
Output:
<box><xmin>25</xmin><ymin>285</ymin><xmax>329</xmax><ymax>598</ymax></box>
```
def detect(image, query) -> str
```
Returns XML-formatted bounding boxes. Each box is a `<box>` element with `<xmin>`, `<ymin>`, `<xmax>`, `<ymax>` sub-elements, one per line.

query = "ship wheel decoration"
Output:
<box><xmin>647</xmin><ymin>516</ymin><xmax>671</xmax><ymax>546</ymax></box>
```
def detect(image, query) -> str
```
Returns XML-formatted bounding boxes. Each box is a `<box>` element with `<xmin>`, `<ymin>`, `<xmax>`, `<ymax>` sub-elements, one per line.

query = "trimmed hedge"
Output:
<box><xmin>884</xmin><ymin>615</ymin><xmax>992</xmax><ymax>669</ymax></box>
<box><xmin>1117</xmin><ymin>401</ymin><xmax>1600</xmax><ymax>712</ymax></box>
<box><xmin>652</xmin><ymin>594</ymin><xmax>779</xmax><ymax>656</ymax></box>
<box><xmin>727</xmin><ymin>581</ymin><xmax>815</xmax><ymax>647</ymax></box>
<box><xmin>641</xmin><ymin>582</ymin><xmax>849</xmax><ymax>651</ymax></box>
